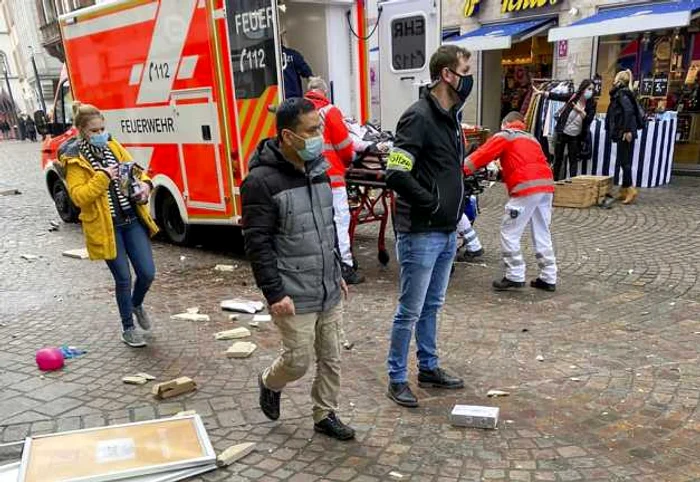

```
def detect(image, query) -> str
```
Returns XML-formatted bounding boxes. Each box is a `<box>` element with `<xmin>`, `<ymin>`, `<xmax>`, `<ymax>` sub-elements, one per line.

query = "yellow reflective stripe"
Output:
<box><xmin>387</xmin><ymin>148</ymin><xmax>414</xmax><ymax>172</ymax></box>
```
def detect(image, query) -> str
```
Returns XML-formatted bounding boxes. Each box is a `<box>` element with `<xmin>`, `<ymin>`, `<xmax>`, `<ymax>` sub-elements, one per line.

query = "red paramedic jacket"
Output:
<box><xmin>304</xmin><ymin>90</ymin><xmax>355</xmax><ymax>188</ymax></box>
<box><xmin>463</xmin><ymin>120</ymin><xmax>554</xmax><ymax>197</ymax></box>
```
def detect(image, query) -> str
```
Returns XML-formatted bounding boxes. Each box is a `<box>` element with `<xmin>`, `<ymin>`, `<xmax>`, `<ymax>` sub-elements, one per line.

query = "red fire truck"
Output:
<box><xmin>41</xmin><ymin>0</ymin><xmax>371</xmax><ymax>243</ymax></box>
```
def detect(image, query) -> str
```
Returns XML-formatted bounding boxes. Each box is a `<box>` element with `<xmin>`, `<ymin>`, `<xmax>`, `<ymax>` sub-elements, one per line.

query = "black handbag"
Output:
<box><xmin>578</xmin><ymin>131</ymin><xmax>593</xmax><ymax>163</ymax></box>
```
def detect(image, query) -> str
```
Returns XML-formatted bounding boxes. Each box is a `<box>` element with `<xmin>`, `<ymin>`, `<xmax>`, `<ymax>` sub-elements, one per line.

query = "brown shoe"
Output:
<box><xmin>616</xmin><ymin>187</ymin><xmax>628</xmax><ymax>201</ymax></box>
<box><xmin>622</xmin><ymin>187</ymin><xmax>638</xmax><ymax>205</ymax></box>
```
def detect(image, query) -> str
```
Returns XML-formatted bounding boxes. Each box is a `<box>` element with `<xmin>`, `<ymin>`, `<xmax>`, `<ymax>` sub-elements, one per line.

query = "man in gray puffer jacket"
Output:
<box><xmin>241</xmin><ymin>98</ymin><xmax>354</xmax><ymax>441</ymax></box>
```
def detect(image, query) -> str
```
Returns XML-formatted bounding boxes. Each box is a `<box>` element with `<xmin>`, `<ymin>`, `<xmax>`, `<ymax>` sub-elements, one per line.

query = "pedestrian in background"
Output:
<box><xmin>606</xmin><ymin>69</ymin><xmax>642</xmax><ymax>204</ymax></box>
<box><xmin>463</xmin><ymin>111</ymin><xmax>557</xmax><ymax>292</ymax></box>
<box><xmin>0</xmin><ymin>119</ymin><xmax>9</xmax><ymax>139</ymax></box>
<box><xmin>384</xmin><ymin>45</ymin><xmax>473</xmax><ymax>408</ymax></box>
<box><xmin>534</xmin><ymin>79</ymin><xmax>596</xmax><ymax>180</ymax></box>
<box><xmin>60</xmin><ymin>102</ymin><xmax>159</xmax><ymax>348</ymax></box>
<box><xmin>304</xmin><ymin>77</ymin><xmax>364</xmax><ymax>284</ymax></box>
<box><xmin>242</xmin><ymin>98</ymin><xmax>355</xmax><ymax>441</ymax></box>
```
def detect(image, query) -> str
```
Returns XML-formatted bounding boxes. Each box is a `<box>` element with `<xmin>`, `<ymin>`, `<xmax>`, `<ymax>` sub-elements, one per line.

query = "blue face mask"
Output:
<box><xmin>89</xmin><ymin>131</ymin><xmax>109</xmax><ymax>149</ymax></box>
<box><xmin>291</xmin><ymin>132</ymin><xmax>323</xmax><ymax>162</ymax></box>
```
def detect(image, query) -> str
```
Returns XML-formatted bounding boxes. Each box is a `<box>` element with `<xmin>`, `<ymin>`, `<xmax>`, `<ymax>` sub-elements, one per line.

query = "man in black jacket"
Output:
<box><xmin>241</xmin><ymin>98</ymin><xmax>354</xmax><ymax>441</ymax></box>
<box><xmin>385</xmin><ymin>45</ymin><xmax>472</xmax><ymax>407</ymax></box>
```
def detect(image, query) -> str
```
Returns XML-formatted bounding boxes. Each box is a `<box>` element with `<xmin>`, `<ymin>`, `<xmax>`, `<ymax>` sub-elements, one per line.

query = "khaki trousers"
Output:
<box><xmin>262</xmin><ymin>303</ymin><xmax>342</xmax><ymax>423</ymax></box>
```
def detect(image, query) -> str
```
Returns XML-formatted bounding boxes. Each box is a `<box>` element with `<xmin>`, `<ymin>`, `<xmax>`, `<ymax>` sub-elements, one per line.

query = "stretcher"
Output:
<box><xmin>345</xmin><ymin>151</ymin><xmax>393</xmax><ymax>266</ymax></box>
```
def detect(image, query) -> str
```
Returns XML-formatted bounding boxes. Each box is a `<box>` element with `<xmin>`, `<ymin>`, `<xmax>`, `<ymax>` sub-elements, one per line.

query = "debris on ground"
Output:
<box><xmin>49</xmin><ymin>221</ymin><xmax>60</xmax><ymax>232</ymax></box>
<box><xmin>216</xmin><ymin>442</ymin><xmax>257</xmax><ymax>467</ymax></box>
<box><xmin>215</xmin><ymin>327</ymin><xmax>251</xmax><ymax>340</ymax></box>
<box><xmin>170</xmin><ymin>311</ymin><xmax>210</xmax><ymax>322</ymax></box>
<box><xmin>229</xmin><ymin>314</ymin><xmax>240</xmax><ymax>321</ymax></box>
<box><xmin>389</xmin><ymin>471</ymin><xmax>404</xmax><ymax>479</ymax></box>
<box><xmin>221</xmin><ymin>299</ymin><xmax>264</xmax><ymax>314</ymax></box>
<box><xmin>20</xmin><ymin>254</ymin><xmax>40</xmax><ymax>261</ymax></box>
<box><xmin>252</xmin><ymin>314</ymin><xmax>271</xmax><ymax>323</ymax></box>
<box><xmin>180</xmin><ymin>255</ymin><xmax>187</xmax><ymax>261</ymax></box>
<box><xmin>450</xmin><ymin>405</ymin><xmax>499</xmax><ymax>429</ymax></box>
<box><xmin>35</xmin><ymin>347</ymin><xmax>64</xmax><ymax>371</ymax></box>
<box><xmin>59</xmin><ymin>346</ymin><xmax>87</xmax><ymax>359</ymax></box>
<box><xmin>486</xmin><ymin>389</ymin><xmax>510</xmax><ymax>398</ymax></box>
<box><xmin>342</xmin><ymin>341</ymin><xmax>355</xmax><ymax>350</ymax></box>
<box><xmin>248</xmin><ymin>321</ymin><xmax>259</xmax><ymax>328</ymax></box>
<box><xmin>175</xmin><ymin>410</ymin><xmax>197</xmax><ymax>417</ymax></box>
<box><xmin>214</xmin><ymin>264</ymin><xmax>236</xmax><ymax>272</ymax></box>
<box><xmin>536</xmin><ymin>355</ymin><xmax>545</xmax><ymax>362</ymax></box>
<box><xmin>570</xmin><ymin>377</ymin><xmax>581</xmax><ymax>382</ymax></box>
<box><xmin>137</xmin><ymin>372</ymin><xmax>156</xmax><ymax>380</ymax></box>
<box><xmin>0</xmin><ymin>189</ymin><xmax>21</xmax><ymax>196</ymax></box>
<box><xmin>226</xmin><ymin>341</ymin><xmax>257</xmax><ymax>358</ymax></box>
<box><xmin>62</xmin><ymin>248</ymin><xmax>89</xmax><ymax>260</ymax></box>
<box><xmin>152</xmin><ymin>377</ymin><xmax>197</xmax><ymax>399</ymax></box>
<box><xmin>123</xmin><ymin>375</ymin><xmax>149</xmax><ymax>385</ymax></box>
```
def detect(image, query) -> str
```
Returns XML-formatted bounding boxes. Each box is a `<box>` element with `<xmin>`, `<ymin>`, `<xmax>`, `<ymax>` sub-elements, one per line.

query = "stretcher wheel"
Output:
<box><xmin>378</xmin><ymin>249</ymin><xmax>390</xmax><ymax>266</ymax></box>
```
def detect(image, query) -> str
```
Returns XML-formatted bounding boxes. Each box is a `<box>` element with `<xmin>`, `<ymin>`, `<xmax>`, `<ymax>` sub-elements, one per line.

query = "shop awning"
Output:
<box><xmin>548</xmin><ymin>0</ymin><xmax>700</xmax><ymax>41</ymax></box>
<box><xmin>445</xmin><ymin>17</ymin><xmax>557</xmax><ymax>51</ymax></box>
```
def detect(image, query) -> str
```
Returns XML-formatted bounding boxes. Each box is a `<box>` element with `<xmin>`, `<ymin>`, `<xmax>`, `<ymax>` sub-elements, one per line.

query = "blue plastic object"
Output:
<box><xmin>60</xmin><ymin>346</ymin><xmax>87</xmax><ymax>359</ymax></box>
<box><xmin>465</xmin><ymin>195</ymin><xmax>478</xmax><ymax>224</ymax></box>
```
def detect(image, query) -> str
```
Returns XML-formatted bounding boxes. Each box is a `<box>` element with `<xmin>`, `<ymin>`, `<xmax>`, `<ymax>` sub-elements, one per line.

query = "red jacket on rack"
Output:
<box><xmin>463</xmin><ymin>120</ymin><xmax>554</xmax><ymax>198</ymax></box>
<box><xmin>304</xmin><ymin>90</ymin><xmax>355</xmax><ymax>188</ymax></box>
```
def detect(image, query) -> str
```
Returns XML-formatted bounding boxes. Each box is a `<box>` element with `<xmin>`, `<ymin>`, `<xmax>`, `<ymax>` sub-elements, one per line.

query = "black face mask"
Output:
<box><xmin>448</xmin><ymin>70</ymin><xmax>474</xmax><ymax>103</ymax></box>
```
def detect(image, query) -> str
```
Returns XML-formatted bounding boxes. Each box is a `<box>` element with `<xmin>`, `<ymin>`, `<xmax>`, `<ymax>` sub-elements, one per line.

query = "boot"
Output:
<box><xmin>616</xmin><ymin>187</ymin><xmax>628</xmax><ymax>201</ymax></box>
<box><xmin>387</xmin><ymin>382</ymin><xmax>419</xmax><ymax>408</ymax></box>
<box><xmin>622</xmin><ymin>187</ymin><xmax>638</xmax><ymax>205</ymax></box>
<box><xmin>492</xmin><ymin>277</ymin><xmax>525</xmax><ymax>291</ymax></box>
<box><xmin>418</xmin><ymin>367</ymin><xmax>464</xmax><ymax>389</ymax></box>
<box><xmin>342</xmin><ymin>264</ymin><xmax>365</xmax><ymax>285</ymax></box>
<box><xmin>314</xmin><ymin>412</ymin><xmax>355</xmax><ymax>441</ymax></box>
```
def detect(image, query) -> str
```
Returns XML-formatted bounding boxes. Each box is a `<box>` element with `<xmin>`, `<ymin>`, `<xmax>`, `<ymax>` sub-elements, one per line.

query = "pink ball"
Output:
<box><xmin>35</xmin><ymin>347</ymin><xmax>64</xmax><ymax>371</ymax></box>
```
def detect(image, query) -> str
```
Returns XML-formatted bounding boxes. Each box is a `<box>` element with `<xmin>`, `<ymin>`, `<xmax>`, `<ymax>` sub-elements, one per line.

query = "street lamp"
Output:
<box><xmin>28</xmin><ymin>46</ymin><xmax>47</xmax><ymax>113</ymax></box>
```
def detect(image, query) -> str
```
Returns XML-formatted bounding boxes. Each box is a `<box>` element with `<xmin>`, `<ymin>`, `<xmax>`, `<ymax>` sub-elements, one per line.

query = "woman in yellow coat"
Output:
<box><xmin>61</xmin><ymin>103</ymin><xmax>159</xmax><ymax>348</ymax></box>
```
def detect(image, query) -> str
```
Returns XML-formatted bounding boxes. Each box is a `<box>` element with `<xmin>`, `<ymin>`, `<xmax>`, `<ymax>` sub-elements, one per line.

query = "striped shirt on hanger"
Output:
<box><xmin>79</xmin><ymin>138</ymin><xmax>133</xmax><ymax>219</ymax></box>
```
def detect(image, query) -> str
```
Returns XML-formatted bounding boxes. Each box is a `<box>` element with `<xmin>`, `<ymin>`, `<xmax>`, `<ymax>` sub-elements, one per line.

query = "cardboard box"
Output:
<box><xmin>152</xmin><ymin>377</ymin><xmax>197</xmax><ymax>399</ymax></box>
<box><xmin>450</xmin><ymin>405</ymin><xmax>499</xmax><ymax>429</ymax></box>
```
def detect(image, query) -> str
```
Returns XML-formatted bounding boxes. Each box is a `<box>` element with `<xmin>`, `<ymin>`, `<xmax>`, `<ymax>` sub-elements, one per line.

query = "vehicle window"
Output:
<box><xmin>391</xmin><ymin>15</ymin><xmax>427</xmax><ymax>72</ymax></box>
<box><xmin>63</xmin><ymin>83</ymin><xmax>74</xmax><ymax>125</ymax></box>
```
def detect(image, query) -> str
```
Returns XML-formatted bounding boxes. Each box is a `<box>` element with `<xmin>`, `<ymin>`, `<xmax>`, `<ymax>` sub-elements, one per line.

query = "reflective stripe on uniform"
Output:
<box><xmin>511</xmin><ymin>178</ymin><xmax>554</xmax><ymax>194</ymax></box>
<box><xmin>502</xmin><ymin>250</ymin><xmax>525</xmax><ymax>267</ymax></box>
<box><xmin>464</xmin><ymin>158</ymin><xmax>477</xmax><ymax>173</ymax></box>
<box><xmin>387</xmin><ymin>148</ymin><xmax>415</xmax><ymax>172</ymax></box>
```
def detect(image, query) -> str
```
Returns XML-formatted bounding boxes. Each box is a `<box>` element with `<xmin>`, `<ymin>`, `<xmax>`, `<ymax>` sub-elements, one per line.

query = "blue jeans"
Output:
<box><xmin>106</xmin><ymin>217</ymin><xmax>156</xmax><ymax>331</ymax></box>
<box><xmin>387</xmin><ymin>231</ymin><xmax>457</xmax><ymax>383</ymax></box>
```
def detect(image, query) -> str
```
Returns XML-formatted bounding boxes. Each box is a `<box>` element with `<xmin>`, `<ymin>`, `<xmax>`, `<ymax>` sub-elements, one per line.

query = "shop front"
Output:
<box><xmin>444</xmin><ymin>0</ymin><xmax>700</xmax><ymax>187</ymax></box>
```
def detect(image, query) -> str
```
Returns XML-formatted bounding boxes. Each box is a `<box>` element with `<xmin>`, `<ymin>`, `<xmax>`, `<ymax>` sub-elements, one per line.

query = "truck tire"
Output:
<box><xmin>157</xmin><ymin>191</ymin><xmax>191</xmax><ymax>245</ymax></box>
<box><xmin>52</xmin><ymin>180</ymin><xmax>79</xmax><ymax>223</ymax></box>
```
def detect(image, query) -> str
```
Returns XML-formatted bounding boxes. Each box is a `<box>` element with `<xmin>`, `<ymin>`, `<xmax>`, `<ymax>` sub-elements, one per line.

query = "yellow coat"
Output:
<box><xmin>60</xmin><ymin>138</ymin><xmax>159</xmax><ymax>261</ymax></box>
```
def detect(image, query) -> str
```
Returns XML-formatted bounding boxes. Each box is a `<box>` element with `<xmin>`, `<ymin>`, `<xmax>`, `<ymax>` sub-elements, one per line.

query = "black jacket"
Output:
<box><xmin>606</xmin><ymin>86</ymin><xmax>641</xmax><ymax>142</ymax></box>
<box><xmin>549</xmin><ymin>92</ymin><xmax>596</xmax><ymax>139</ymax></box>
<box><xmin>241</xmin><ymin>139</ymin><xmax>342</xmax><ymax>314</ymax></box>
<box><xmin>386</xmin><ymin>92</ymin><xmax>465</xmax><ymax>233</ymax></box>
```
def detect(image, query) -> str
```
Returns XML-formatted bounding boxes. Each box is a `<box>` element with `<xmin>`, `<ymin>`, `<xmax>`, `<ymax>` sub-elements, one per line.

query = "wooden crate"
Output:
<box><xmin>570</xmin><ymin>175</ymin><xmax>613</xmax><ymax>204</ymax></box>
<box><xmin>553</xmin><ymin>181</ymin><xmax>598</xmax><ymax>208</ymax></box>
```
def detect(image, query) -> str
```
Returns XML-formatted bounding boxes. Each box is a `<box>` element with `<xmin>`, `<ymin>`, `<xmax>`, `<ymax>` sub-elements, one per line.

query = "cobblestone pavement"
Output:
<box><xmin>3</xmin><ymin>139</ymin><xmax>700</xmax><ymax>481</ymax></box>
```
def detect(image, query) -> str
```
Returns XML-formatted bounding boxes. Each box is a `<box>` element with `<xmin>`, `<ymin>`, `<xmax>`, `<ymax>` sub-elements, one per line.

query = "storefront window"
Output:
<box><xmin>596</xmin><ymin>20</ymin><xmax>700</xmax><ymax>166</ymax></box>
<box><xmin>501</xmin><ymin>36</ymin><xmax>553</xmax><ymax>120</ymax></box>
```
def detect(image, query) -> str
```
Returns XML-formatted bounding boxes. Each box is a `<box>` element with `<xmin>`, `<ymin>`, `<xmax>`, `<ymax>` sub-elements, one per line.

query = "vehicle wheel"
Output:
<box><xmin>52</xmin><ymin>180</ymin><xmax>79</xmax><ymax>223</ymax></box>
<box><xmin>158</xmin><ymin>192</ymin><xmax>190</xmax><ymax>245</ymax></box>
<box><xmin>378</xmin><ymin>249</ymin><xmax>390</xmax><ymax>266</ymax></box>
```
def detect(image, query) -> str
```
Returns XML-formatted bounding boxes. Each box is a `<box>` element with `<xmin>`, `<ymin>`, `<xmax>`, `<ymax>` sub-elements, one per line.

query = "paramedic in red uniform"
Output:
<box><xmin>463</xmin><ymin>111</ymin><xmax>558</xmax><ymax>292</ymax></box>
<box><xmin>304</xmin><ymin>77</ymin><xmax>364</xmax><ymax>284</ymax></box>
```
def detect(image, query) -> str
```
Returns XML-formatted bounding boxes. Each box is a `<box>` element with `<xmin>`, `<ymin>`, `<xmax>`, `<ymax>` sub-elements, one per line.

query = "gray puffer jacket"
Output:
<box><xmin>241</xmin><ymin>139</ymin><xmax>342</xmax><ymax>314</ymax></box>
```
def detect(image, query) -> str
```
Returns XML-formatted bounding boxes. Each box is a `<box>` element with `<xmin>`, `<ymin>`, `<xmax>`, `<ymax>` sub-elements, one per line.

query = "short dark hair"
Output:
<box><xmin>276</xmin><ymin>97</ymin><xmax>316</xmax><ymax>137</ymax></box>
<box><xmin>429</xmin><ymin>45</ymin><xmax>471</xmax><ymax>81</ymax></box>
<box><xmin>503</xmin><ymin>111</ymin><xmax>524</xmax><ymax>124</ymax></box>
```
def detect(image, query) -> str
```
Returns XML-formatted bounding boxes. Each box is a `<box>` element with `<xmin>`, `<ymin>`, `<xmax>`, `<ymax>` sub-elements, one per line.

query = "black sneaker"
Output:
<box><xmin>342</xmin><ymin>264</ymin><xmax>365</xmax><ymax>285</ymax></box>
<box><xmin>314</xmin><ymin>412</ymin><xmax>355</xmax><ymax>441</ymax></box>
<box><xmin>455</xmin><ymin>247</ymin><xmax>484</xmax><ymax>263</ymax></box>
<box><xmin>531</xmin><ymin>278</ymin><xmax>556</xmax><ymax>292</ymax></box>
<box><xmin>492</xmin><ymin>277</ymin><xmax>526</xmax><ymax>291</ymax></box>
<box><xmin>258</xmin><ymin>373</ymin><xmax>280</xmax><ymax>421</ymax></box>
<box><xmin>387</xmin><ymin>382</ymin><xmax>419</xmax><ymax>407</ymax></box>
<box><xmin>418</xmin><ymin>367</ymin><xmax>464</xmax><ymax>389</ymax></box>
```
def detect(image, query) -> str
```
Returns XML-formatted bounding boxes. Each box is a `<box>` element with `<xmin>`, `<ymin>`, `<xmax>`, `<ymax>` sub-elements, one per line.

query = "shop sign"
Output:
<box><xmin>557</xmin><ymin>40</ymin><xmax>568</xmax><ymax>58</ymax></box>
<box><xmin>653</xmin><ymin>77</ymin><xmax>669</xmax><ymax>97</ymax></box>
<box><xmin>501</xmin><ymin>0</ymin><xmax>559</xmax><ymax>15</ymax></box>
<box><xmin>463</xmin><ymin>0</ymin><xmax>481</xmax><ymax>17</ymax></box>
<box><xmin>640</xmin><ymin>78</ymin><xmax>654</xmax><ymax>97</ymax></box>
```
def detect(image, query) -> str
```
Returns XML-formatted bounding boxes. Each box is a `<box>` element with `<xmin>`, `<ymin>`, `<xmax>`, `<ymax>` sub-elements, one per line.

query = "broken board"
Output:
<box><xmin>18</xmin><ymin>415</ymin><xmax>215</xmax><ymax>482</ymax></box>
<box><xmin>152</xmin><ymin>377</ymin><xmax>197</xmax><ymax>400</ymax></box>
